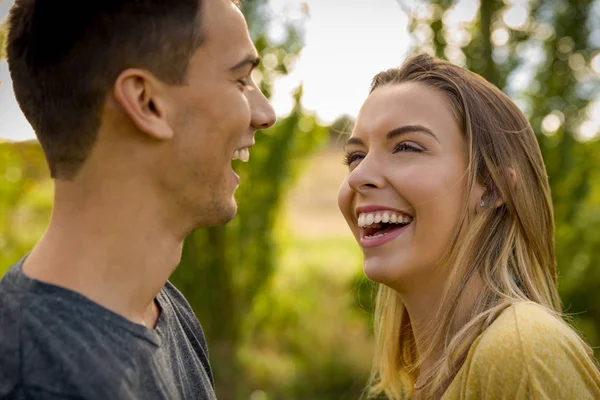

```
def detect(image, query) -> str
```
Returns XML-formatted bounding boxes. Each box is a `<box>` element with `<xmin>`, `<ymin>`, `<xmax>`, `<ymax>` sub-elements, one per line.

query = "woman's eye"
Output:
<box><xmin>393</xmin><ymin>142</ymin><xmax>424</xmax><ymax>153</ymax></box>
<box><xmin>343</xmin><ymin>152</ymin><xmax>364</xmax><ymax>166</ymax></box>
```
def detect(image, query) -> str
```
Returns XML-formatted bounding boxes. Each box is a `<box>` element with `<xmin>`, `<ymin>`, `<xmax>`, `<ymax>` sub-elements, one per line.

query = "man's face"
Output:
<box><xmin>163</xmin><ymin>0</ymin><xmax>276</xmax><ymax>228</ymax></box>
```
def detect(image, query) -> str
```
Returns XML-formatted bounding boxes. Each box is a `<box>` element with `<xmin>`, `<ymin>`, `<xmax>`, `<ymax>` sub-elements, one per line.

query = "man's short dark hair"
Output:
<box><xmin>6</xmin><ymin>0</ymin><xmax>205</xmax><ymax>179</ymax></box>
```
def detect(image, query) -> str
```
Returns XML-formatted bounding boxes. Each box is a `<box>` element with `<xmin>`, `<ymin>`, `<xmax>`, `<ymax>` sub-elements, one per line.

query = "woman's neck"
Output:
<box><xmin>400</xmin><ymin>272</ymin><xmax>485</xmax><ymax>391</ymax></box>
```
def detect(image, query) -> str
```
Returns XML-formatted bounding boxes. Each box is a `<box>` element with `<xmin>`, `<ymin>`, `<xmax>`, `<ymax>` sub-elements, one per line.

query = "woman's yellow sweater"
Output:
<box><xmin>442</xmin><ymin>302</ymin><xmax>600</xmax><ymax>399</ymax></box>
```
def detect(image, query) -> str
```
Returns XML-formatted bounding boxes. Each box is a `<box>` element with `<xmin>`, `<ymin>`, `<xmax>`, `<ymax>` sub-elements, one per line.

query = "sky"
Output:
<box><xmin>0</xmin><ymin>0</ymin><xmax>411</xmax><ymax>142</ymax></box>
<box><xmin>1</xmin><ymin>0</ymin><xmax>597</xmax><ymax>142</ymax></box>
<box><xmin>266</xmin><ymin>0</ymin><xmax>411</xmax><ymax>123</ymax></box>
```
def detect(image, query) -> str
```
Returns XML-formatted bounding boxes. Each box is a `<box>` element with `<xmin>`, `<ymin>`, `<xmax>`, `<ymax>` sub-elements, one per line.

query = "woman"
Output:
<box><xmin>337</xmin><ymin>54</ymin><xmax>600</xmax><ymax>399</ymax></box>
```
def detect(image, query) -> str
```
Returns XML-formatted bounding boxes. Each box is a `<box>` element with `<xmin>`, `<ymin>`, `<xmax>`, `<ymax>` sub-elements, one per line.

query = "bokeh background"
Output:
<box><xmin>1</xmin><ymin>0</ymin><xmax>599</xmax><ymax>399</ymax></box>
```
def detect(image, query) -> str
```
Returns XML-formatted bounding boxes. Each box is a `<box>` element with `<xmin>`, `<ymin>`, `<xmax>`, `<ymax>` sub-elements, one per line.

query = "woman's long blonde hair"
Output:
<box><xmin>364</xmin><ymin>54</ymin><xmax>594</xmax><ymax>399</ymax></box>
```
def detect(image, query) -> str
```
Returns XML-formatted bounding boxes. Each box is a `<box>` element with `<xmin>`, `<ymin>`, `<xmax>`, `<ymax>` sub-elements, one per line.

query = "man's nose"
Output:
<box><xmin>249</xmin><ymin>85</ymin><xmax>276</xmax><ymax>130</ymax></box>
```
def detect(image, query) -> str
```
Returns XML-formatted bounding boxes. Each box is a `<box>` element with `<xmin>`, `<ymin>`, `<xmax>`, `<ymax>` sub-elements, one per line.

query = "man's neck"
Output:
<box><xmin>22</xmin><ymin>181</ymin><xmax>187</xmax><ymax>327</ymax></box>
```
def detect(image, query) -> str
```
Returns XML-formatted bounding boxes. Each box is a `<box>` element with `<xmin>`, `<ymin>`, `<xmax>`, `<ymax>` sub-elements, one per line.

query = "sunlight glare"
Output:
<box><xmin>503</xmin><ymin>4</ymin><xmax>529</xmax><ymax>30</ymax></box>
<box><xmin>271</xmin><ymin>0</ymin><xmax>410</xmax><ymax>125</ymax></box>
<box><xmin>588</xmin><ymin>101</ymin><xmax>600</xmax><ymax>123</ymax></box>
<box><xmin>568</xmin><ymin>53</ymin><xmax>586</xmax><ymax>71</ymax></box>
<box><xmin>591</xmin><ymin>52</ymin><xmax>600</xmax><ymax>73</ymax></box>
<box><xmin>541</xmin><ymin>111</ymin><xmax>564</xmax><ymax>136</ymax></box>
<box><xmin>445</xmin><ymin>46</ymin><xmax>467</xmax><ymax>66</ymax></box>
<box><xmin>443</xmin><ymin>0</ymin><xmax>480</xmax><ymax>26</ymax></box>
<box><xmin>533</xmin><ymin>22</ymin><xmax>555</xmax><ymax>41</ymax></box>
<box><xmin>444</xmin><ymin>27</ymin><xmax>472</xmax><ymax>47</ymax></box>
<box><xmin>578</xmin><ymin>120</ymin><xmax>599</xmax><ymax>141</ymax></box>
<box><xmin>492</xmin><ymin>27</ymin><xmax>510</xmax><ymax>46</ymax></box>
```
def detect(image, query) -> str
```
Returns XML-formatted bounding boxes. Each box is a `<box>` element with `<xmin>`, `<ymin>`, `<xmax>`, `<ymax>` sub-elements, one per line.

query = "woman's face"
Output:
<box><xmin>337</xmin><ymin>81</ymin><xmax>483</xmax><ymax>290</ymax></box>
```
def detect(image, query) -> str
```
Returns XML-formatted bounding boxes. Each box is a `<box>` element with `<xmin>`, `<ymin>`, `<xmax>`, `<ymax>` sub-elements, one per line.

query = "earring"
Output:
<box><xmin>479</xmin><ymin>200</ymin><xmax>485</xmax><ymax>207</ymax></box>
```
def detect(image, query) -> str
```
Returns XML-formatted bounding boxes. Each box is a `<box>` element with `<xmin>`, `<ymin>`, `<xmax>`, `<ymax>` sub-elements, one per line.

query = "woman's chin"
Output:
<box><xmin>362</xmin><ymin>257</ymin><xmax>420</xmax><ymax>290</ymax></box>
<box><xmin>363</xmin><ymin>260</ymin><xmax>396</xmax><ymax>285</ymax></box>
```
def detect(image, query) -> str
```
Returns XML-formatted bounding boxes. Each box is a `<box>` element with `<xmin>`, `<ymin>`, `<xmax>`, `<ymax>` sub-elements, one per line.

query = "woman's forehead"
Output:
<box><xmin>352</xmin><ymin>83</ymin><xmax>460</xmax><ymax>141</ymax></box>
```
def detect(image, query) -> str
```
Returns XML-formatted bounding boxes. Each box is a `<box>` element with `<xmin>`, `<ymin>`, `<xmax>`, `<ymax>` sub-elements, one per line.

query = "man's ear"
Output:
<box><xmin>113</xmin><ymin>69</ymin><xmax>173</xmax><ymax>141</ymax></box>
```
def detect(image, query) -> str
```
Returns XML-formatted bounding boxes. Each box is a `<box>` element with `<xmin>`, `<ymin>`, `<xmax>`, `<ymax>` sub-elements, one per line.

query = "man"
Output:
<box><xmin>0</xmin><ymin>0</ymin><xmax>275</xmax><ymax>399</ymax></box>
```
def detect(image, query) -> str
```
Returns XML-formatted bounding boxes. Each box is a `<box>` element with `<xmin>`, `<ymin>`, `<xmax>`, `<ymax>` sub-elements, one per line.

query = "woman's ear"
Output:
<box><xmin>493</xmin><ymin>167</ymin><xmax>517</xmax><ymax>208</ymax></box>
<box><xmin>473</xmin><ymin>180</ymin><xmax>488</xmax><ymax>212</ymax></box>
<box><xmin>475</xmin><ymin>167</ymin><xmax>517</xmax><ymax>210</ymax></box>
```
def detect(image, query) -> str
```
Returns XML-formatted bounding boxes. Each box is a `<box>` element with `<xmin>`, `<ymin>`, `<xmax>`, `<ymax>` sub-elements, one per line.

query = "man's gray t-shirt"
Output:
<box><xmin>0</xmin><ymin>257</ymin><xmax>217</xmax><ymax>400</ymax></box>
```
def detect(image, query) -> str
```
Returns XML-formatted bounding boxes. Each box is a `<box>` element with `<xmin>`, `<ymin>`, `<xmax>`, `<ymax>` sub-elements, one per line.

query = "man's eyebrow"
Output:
<box><xmin>230</xmin><ymin>55</ymin><xmax>261</xmax><ymax>72</ymax></box>
<box><xmin>386</xmin><ymin>125</ymin><xmax>440</xmax><ymax>143</ymax></box>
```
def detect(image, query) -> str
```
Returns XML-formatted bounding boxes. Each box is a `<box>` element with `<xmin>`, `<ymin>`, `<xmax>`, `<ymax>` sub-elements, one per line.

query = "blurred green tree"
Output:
<box><xmin>1</xmin><ymin>24</ymin><xmax>5</xmax><ymax>59</ymax></box>
<box><xmin>1</xmin><ymin>18</ymin><xmax>53</xmax><ymax>273</ymax></box>
<box><xmin>403</xmin><ymin>0</ymin><xmax>600</xmax><ymax>352</ymax></box>
<box><xmin>0</xmin><ymin>141</ymin><xmax>52</xmax><ymax>274</ymax></box>
<box><xmin>169</xmin><ymin>1</ymin><xmax>328</xmax><ymax>399</ymax></box>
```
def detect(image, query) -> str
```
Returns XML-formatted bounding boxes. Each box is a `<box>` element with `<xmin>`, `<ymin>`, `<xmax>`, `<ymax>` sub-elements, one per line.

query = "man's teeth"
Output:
<box><xmin>358</xmin><ymin>211</ymin><xmax>413</xmax><ymax>228</ymax></box>
<box><xmin>232</xmin><ymin>148</ymin><xmax>250</xmax><ymax>162</ymax></box>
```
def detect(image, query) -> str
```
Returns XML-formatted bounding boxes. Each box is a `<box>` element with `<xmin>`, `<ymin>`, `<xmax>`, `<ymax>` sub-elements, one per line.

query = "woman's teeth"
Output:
<box><xmin>232</xmin><ymin>148</ymin><xmax>250</xmax><ymax>162</ymax></box>
<box><xmin>358</xmin><ymin>211</ymin><xmax>413</xmax><ymax>228</ymax></box>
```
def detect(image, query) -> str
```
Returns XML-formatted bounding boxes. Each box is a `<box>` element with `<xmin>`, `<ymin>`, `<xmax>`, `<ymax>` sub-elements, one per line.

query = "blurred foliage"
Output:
<box><xmin>169</xmin><ymin>2</ymin><xmax>330</xmax><ymax>399</ymax></box>
<box><xmin>403</xmin><ymin>0</ymin><xmax>600</xmax><ymax>352</ymax></box>
<box><xmin>0</xmin><ymin>141</ymin><xmax>51</xmax><ymax>273</ymax></box>
<box><xmin>0</xmin><ymin>26</ymin><xmax>5</xmax><ymax>60</ymax></box>
<box><xmin>241</xmin><ymin>236</ymin><xmax>370</xmax><ymax>400</ymax></box>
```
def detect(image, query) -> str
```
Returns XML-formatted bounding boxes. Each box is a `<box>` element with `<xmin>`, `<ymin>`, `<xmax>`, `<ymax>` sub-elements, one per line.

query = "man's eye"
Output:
<box><xmin>237</xmin><ymin>78</ymin><xmax>251</xmax><ymax>90</ymax></box>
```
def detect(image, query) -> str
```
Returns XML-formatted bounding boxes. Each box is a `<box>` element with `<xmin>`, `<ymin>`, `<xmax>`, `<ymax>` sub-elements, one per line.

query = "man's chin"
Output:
<box><xmin>223</xmin><ymin>197</ymin><xmax>238</xmax><ymax>222</ymax></box>
<box><xmin>220</xmin><ymin>205</ymin><xmax>238</xmax><ymax>225</ymax></box>
<box><xmin>201</xmin><ymin>200</ymin><xmax>237</xmax><ymax>228</ymax></box>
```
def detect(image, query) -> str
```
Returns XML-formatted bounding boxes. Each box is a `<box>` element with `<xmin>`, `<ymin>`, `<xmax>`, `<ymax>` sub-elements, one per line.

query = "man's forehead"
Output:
<box><xmin>191</xmin><ymin>0</ymin><xmax>257</xmax><ymax>72</ymax></box>
<box><xmin>201</xmin><ymin>0</ymin><xmax>250</xmax><ymax>41</ymax></box>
